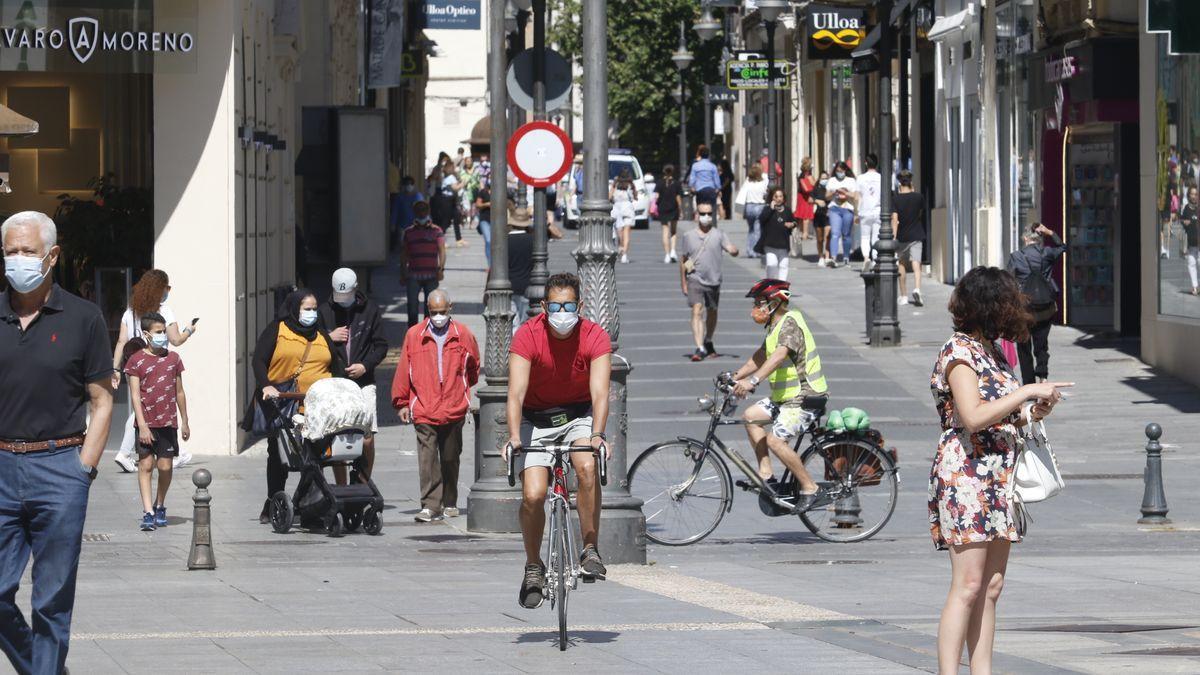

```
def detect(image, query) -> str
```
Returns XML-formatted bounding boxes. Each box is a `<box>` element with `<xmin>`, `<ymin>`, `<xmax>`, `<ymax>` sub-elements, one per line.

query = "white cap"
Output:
<box><xmin>332</xmin><ymin>267</ymin><xmax>357</xmax><ymax>303</ymax></box>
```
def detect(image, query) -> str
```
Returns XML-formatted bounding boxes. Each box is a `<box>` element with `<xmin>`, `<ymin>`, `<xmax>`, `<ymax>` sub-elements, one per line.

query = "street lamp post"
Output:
<box><xmin>871</xmin><ymin>0</ymin><xmax>902</xmax><ymax>346</ymax></box>
<box><xmin>757</xmin><ymin>0</ymin><xmax>788</xmax><ymax>186</ymax></box>
<box><xmin>573</xmin><ymin>0</ymin><xmax>646</xmax><ymax>564</ymax></box>
<box><xmin>695</xmin><ymin>5</ymin><xmax>721</xmax><ymax>152</ymax></box>
<box><xmin>468</xmin><ymin>0</ymin><xmax>519</xmax><ymax>532</ymax></box>
<box><xmin>676</xmin><ymin>20</ymin><xmax>696</xmax><ymax>214</ymax></box>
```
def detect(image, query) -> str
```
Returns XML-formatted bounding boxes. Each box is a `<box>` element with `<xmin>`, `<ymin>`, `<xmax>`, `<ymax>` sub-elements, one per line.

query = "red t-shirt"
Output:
<box><xmin>510</xmin><ymin>314</ymin><xmax>611</xmax><ymax>410</ymax></box>
<box><xmin>124</xmin><ymin>350</ymin><xmax>185</xmax><ymax>428</ymax></box>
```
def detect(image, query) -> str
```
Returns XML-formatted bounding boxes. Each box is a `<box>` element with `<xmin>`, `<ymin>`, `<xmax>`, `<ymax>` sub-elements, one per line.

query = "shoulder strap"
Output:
<box><xmin>292</xmin><ymin>339</ymin><xmax>314</xmax><ymax>381</ymax></box>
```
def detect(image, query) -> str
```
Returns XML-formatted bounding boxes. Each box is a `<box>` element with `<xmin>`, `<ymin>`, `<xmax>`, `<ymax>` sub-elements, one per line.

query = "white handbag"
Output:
<box><xmin>1013</xmin><ymin>406</ymin><xmax>1065</xmax><ymax>504</ymax></box>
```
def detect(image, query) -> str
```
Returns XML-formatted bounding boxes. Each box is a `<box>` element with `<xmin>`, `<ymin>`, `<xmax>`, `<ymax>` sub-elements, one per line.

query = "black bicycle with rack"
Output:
<box><xmin>506</xmin><ymin>440</ymin><xmax>608</xmax><ymax>651</ymax></box>
<box><xmin>628</xmin><ymin>371</ymin><xmax>899</xmax><ymax>545</ymax></box>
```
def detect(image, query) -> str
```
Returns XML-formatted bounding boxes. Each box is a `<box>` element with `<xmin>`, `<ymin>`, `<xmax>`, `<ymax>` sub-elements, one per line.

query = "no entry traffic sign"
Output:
<box><xmin>507</xmin><ymin>121</ymin><xmax>572</xmax><ymax>188</ymax></box>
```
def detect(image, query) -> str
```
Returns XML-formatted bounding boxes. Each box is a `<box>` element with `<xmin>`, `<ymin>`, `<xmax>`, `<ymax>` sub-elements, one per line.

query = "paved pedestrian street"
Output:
<box><xmin>46</xmin><ymin>225</ymin><xmax>1200</xmax><ymax>673</ymax></box>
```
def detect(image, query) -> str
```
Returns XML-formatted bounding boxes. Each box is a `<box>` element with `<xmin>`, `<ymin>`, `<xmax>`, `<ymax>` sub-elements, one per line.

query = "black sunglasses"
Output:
<box><xmin>546</xmin><ymin>301</ymin><xmax>578</xmax><ymax>313</ymax></box>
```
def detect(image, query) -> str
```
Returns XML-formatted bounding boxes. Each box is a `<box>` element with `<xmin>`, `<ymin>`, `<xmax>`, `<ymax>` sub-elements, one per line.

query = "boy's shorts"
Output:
<box><xmin>138</xmin><ymin>427</ymin><xmax>179</xmax><ymax>459</ymax></box>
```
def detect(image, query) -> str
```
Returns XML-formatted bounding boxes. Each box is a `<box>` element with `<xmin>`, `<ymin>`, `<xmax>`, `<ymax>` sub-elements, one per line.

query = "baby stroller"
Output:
<box><xmin>267</xmin><ymin>378</ymin><xmax>385</xmax><ymax>537</ymax></box>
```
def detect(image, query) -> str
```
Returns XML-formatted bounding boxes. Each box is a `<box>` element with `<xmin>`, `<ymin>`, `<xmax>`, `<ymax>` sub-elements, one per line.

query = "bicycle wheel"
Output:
<box><xmin>629</xmin><ymin>441</ymin><xmax>732</xmax><ymax>546</ymax></box>
<box><xmin>554</xmin><ymin>501</ymin><xmax>569</xmax><ymax>651</ymax></box>
<box><xmin>795</xmin><ymin>436</ymin><xmax>898</xmax><ymax>543</ymax></box>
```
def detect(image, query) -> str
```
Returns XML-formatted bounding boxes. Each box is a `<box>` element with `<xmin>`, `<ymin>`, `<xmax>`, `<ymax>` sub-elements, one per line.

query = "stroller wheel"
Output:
<box><xmin>269</xmin><ymin>491</ymin><xmax>293</xmax><ymax>534</ymax></box>
<box><xmin>343</xmin><ymin>509</ymin><xmax>363</xmax><ymax>533</ymax></box>
<box><xmin>362</xmin><ymin>506</ymin><xmax>383</xmax><ymax>536</ymax></box>
<box><xmin>324</xmin><ymin>512</ymin><xmax>344</xmax><ymax>538</ymax></box>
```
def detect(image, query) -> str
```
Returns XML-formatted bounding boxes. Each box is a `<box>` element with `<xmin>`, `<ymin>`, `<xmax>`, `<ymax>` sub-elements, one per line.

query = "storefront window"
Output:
<box><xmin>1156</xmin><ymin>36</ymin><xmax>1200</xmax><ymax>318</ymax></box>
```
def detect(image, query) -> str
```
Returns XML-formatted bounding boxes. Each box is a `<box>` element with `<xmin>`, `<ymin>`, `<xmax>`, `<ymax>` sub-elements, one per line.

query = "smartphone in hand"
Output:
<box><xmin>191</xmin><ymin>317</ymin><xmax>200</xmax><ymax>326</ymax></box>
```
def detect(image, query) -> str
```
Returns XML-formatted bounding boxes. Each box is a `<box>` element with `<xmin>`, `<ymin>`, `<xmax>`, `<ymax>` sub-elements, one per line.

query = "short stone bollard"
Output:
<box><xmin>187</xmin><ymin>468</ymin><xmax>216</xmax><ymax>570</ymax></box>
<box><xmin>1138</xmin><ymin>423</ymin><xmax>1171</xmax><ymax>525</ymax></box>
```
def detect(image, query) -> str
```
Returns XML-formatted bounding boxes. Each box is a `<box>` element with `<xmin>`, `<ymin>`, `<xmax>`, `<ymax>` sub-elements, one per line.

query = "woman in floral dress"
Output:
<box><xmin>930</xmin><ymin>267</ymin><xmax>1072</xmax><ymax>674</ymax></box>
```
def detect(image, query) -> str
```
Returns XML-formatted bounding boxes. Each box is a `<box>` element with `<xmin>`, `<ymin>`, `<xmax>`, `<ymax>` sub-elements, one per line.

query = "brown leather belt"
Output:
<box><xmin>0</xmin><ymin>436</ymin><xmax>86</xmax><ymax>454</ymax></box>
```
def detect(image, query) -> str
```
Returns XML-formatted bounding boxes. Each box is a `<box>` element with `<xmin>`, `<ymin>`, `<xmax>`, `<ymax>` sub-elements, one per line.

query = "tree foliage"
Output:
<box><xmin>549</xmin><ymin>0</ymin><xmax>725</xmax><ymax>171</ymax></box>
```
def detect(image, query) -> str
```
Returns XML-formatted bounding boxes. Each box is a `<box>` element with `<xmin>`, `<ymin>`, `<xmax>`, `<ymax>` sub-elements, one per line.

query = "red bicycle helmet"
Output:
<box><xmin>746</xmin><ymin>278</ymin><xmax>791</xmax><ymax>301</ymax></box>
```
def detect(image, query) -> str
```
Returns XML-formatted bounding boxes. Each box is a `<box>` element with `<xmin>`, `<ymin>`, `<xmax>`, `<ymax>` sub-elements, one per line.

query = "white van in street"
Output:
<box><xmin>564</xmin><ymin>150</ymin><xmax>650</xmax><ymax>230</ymax></box>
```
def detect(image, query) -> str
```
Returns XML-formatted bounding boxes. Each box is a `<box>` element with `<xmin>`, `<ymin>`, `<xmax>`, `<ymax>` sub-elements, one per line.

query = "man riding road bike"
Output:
<box><xmin>729</xmin><ymin>278</ymin><xmax>829</xmax><ymax>511</ymax></box>
<box><xmin>504</xmin><ymin>272</ymin><xmax>612</xmax><ymax>609</ymax></box>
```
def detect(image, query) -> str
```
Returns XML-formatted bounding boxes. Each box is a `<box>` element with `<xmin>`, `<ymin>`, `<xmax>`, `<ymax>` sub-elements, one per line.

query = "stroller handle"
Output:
<box><xmin>274</xmin><ymin>391</ymin><xmax>306</xmax><ymax>401</ymax></box>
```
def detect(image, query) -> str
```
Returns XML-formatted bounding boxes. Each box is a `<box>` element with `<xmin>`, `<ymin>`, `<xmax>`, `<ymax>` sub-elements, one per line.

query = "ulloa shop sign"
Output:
<box><xmin>0</xmin><ymin>7</ymin><xmax>197</xmax><ymax>73</ymax></box>
<box><xmin>806</xmin><ymin>3</ymin><xmax>867</xmax><ymax>61</ymax></box>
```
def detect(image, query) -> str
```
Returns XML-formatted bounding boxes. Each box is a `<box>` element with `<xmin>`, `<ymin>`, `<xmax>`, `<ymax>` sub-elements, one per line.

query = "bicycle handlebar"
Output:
<box><xmin>505</xmin><ymin>442</ymin><xmax>608</xmax><ymax>488</ymax></box>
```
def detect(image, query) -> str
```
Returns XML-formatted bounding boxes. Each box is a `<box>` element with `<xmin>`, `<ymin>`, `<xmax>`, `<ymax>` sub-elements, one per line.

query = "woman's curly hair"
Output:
<box><xmin>130</xmin><ymin>269</ymin><xmax>169</xmax><ymax>317</ymax></box>
<box><xmin>949</xmin><ymin>266</ymin><xmax>1032</xmax><ymax>343</ymax></box>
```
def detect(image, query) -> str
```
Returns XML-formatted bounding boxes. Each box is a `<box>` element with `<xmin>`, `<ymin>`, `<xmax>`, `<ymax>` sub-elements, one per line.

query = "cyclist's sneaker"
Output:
<box><xmin>519</xmin><ymin>562</ymin><xmax>547</xmax><ymax>609</ymax></box>
<box><xmin>691</xmin><ymin>348</ymin><xmax>706</xmax><ymax>362</ymax></box>
<box><xmin>579</xmin><ymin>545</ymin><xmax>607</xmax><ymax>580</ymax></box>
<box><xmin>792</xmin><ymin>490</ymin><xmax>819</xmax><ymax>512</ymax></box>
<box><xmin>704</xmin><ymin>341</ymin><xmax>717</xmax><ymax>357</ymax></box>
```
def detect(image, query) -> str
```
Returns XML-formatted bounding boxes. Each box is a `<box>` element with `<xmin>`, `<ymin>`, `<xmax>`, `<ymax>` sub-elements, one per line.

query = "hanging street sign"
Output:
<box><xmin>506</xmin><ymin>48</ymin><xmax>572</xmax><ymax>112</ymax></box>
<box><xmin>706</xmin><ymin>85</ymin><xmax>738</xmax><ymax>104</ymax></box>
<box><xmin>508</xmin><ymin>121</ymin><xmax>572</xmax><ymax>188</ymax></box>
<box><xmin>725</xmin><ymin>60</ymin><xmax>791</xmax><ymax>90</ymax></box>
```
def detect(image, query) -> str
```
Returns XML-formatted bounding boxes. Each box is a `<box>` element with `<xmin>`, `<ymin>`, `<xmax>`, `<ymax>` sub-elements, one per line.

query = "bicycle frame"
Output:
<box><xmin>546</xmin><ymin>460</ymin><xmax>580</xmax><ymax>596</ymax></box>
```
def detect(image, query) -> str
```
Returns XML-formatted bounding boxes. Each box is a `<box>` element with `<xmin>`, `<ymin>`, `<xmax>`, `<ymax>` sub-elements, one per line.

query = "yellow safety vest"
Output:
<box><xmin>764</xmin><ymin>309</ymin><xmax>827</xmax><ymax>402</ymax></box>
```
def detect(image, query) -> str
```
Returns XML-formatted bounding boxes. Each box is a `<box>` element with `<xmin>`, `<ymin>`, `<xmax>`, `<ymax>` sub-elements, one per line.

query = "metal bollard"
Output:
<box><xmin>187</xmin><ymin>468</ymin><xmax>216</xmax><ymax>570</ymax></box>
<box><xmin>1138</xmin><ymin>423</ymin><xmax>1171</xmax><ymax>525</ymax></box>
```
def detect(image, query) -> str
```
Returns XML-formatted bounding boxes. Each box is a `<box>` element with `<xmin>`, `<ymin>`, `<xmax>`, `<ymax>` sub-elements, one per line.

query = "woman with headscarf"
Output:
<box><xmin>111</xmin><ymin>269</ymin><xmax>198</xmax><ymax>473</ymax></box>
<box><xmin>247</xmin><ymin>289</ymin><xmax>345</xmax><ymax>523</ymax></box>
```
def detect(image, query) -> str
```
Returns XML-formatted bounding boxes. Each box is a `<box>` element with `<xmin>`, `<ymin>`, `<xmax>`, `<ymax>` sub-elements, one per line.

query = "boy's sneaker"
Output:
<box><xmin>140</xmin><ymin>512</ymin><xmax>156</xmax><ymax>532</ymax></box>
<box><xmin>911</xmin><ymin>289</ymin><xmax>924</xmax><ymax>307</ymax></box>
<box><xmin>414</xmin><ymin>508</ymin><xmax>442</xmax><ymax>523</ymax></box>
<box><xmin>113</xmin><ymin>450</ymin><xmax>137</xmax><ymax>474</ymax></box>
<box><xmin>173</xmin><ymin>450</ymin><xmax>192</xmax><ymax>469</ymax></box>
<box><xmin>154</xmin><ymin>505</ymin><xmax>168</xmax><ymax>527</ymax></box>
<box><xmin>898</xmin><ymin>295</ymin><xmax>909</xmax><ymax>306</ymax></box>
<box><xmin>442</xmin><ymin>506</ymin><xmax>460</xmax><ymax>518</ymax></box>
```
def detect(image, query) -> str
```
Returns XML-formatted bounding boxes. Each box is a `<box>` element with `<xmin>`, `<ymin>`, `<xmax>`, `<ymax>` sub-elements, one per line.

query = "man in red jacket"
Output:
<box><xmin>391</xmin><ymin>289</ymin><xmax>480</xmax><ymax>522</ymax></box>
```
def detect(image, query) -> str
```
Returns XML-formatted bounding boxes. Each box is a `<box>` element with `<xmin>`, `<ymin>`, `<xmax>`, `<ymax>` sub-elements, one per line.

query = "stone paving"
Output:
<box><xmin>35</xmin><ymin>220</ymin><xmax>1200</xmax><ymax>673</ymax></box>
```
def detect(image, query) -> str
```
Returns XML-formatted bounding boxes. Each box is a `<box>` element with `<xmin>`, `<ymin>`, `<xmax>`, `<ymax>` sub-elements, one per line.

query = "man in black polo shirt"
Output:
<box><xmin>0</xmin><ymin>211</ymin><xmax>114</xmax><ymax>674</ymax></box>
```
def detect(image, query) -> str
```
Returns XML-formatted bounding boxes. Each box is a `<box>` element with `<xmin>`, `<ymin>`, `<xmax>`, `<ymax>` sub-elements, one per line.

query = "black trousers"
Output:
<box><xmin>266</xmin><ymin>433</ymin><xmax>289</xmax><ymax>498</ymax></box>
<box><xmin>1017</xmin><ymin>319</ymin><xmax>1052</xmax><ymax>385</ymax></box>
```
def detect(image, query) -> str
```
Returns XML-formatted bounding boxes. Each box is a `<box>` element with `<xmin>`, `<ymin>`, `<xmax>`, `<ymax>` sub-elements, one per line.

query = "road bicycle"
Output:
<box><xmin>507</xmin><ymin>440</ymin><xmax>608</xmax><ymax>651</ymax></box>
<box><xmin>628</xmin><ymin>372</ymin><xmax>899</xmax><ymax>546</ymax></box>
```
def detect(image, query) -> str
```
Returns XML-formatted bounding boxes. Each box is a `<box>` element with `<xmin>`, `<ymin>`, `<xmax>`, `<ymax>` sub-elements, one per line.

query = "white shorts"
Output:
<box><xmin>360</xmin><ymin>384</ymin><xmax>379</xmax><ymax>433</ymax></box>
<box><xmin>518</xmin><ymin>415</ymin><xmax>593</xmax><ymax>473</ymax></box>
<box><xmin>753</xmin><ymin>398</ymin><xmax>818</xmax><ymax>441</ymax></box>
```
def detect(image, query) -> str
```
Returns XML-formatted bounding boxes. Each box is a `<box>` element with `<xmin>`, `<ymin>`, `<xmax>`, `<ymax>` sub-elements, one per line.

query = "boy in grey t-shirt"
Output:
<box><xmin>678</xmin><ymin>204</ymin><xmax>739</xmax><ymax>361</ymax></box>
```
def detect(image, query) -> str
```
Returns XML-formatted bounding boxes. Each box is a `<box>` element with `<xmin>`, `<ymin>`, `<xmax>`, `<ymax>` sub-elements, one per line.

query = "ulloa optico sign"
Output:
<box><xmin>0</xmin><ymin>17</ymin><xmax>193</xmax><ymax>65</ymax></box>
<box><xmin>806</xmin><ymin>3</ymin><xmax>866</xmax><ymax>61</ymax></box>
<box><xmin>422</xmin><ymin>0</ymin><xmax>481</xmax><ymax>30</ymax></box>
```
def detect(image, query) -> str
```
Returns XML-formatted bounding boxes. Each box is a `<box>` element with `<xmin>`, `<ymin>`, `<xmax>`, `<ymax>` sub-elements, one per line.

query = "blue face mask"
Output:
<box><xmin>298</xmin><ymin>309</ymin><xmax>318</xmax><ymax>327</ymax></box>
<box><xmin>4</xmin><ymin>253</ymin><xmax>49</xmax><ymax>294</ymax></box>
<box><xmin>148</xmin><ymin>332</ymin><xmax>169</xmax><ymax>349</ymax></box>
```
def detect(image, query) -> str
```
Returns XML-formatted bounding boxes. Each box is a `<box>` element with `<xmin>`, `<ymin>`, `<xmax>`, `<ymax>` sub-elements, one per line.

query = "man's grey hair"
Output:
<box><xmin>1</xmin><ymin>211</ymin><xmax>57</xmax><ymax>253</ymax></box>
<box><xmin>428</xmin><ymin>289</ymin><xmax>451</xmax><ymax>305</ymax></box>
<box><xmin>1022</xmin><ymin>227</ymin><xmax>1041</xmax><ymax>245</ymax></box>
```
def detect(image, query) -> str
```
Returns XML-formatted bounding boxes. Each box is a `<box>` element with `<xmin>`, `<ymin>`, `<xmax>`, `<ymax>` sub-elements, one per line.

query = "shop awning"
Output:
<box><xmin>849</xmin><ymin>0</ymin><xmax>916</xmax><ymax>60</ymax></box>
<box><xmin>466</xmin><ymin>115</ymin><xmax>490</xmax><ymax>146</ymax></box>
<box><xmin>926</xmin><ymin>4</ymin><xmax>974</xmax><ymax>42</ymax></box>
<box><xmin>0</xmin><ymin>104</ymin><xmax>38</xmax><ymax>137</ymax></box>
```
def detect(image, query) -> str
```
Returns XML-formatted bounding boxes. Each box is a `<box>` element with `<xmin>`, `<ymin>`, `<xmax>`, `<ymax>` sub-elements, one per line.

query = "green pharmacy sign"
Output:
<box><xmin>725</xmin><ymin>59</ymin><xmax>790</xmax><ymax>90</ymax></box>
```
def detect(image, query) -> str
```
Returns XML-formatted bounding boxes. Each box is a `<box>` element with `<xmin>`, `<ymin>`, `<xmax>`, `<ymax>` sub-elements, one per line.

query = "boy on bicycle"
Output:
<box><xmin>504</xmin><ymin>272</ymin><xmax>612</xmax><ymax>609</ymax></box>
<box><xmin>731</xmin><ymin>279</ymin><xmax>827</xmax><ymax>510</ymax></box>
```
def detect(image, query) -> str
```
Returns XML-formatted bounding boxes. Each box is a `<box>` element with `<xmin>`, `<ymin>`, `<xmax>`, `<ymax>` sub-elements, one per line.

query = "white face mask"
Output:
<box><xmin>429</xmin><ymin>313</ymin><xmax>450</xmax><ymax>329</ymax></box>
<box><xmin>547</xmin><ymin>311</ymin><xmax>579</xmax><ymax>334</ymax></box>
<box><xmin>4</xmin><ymin>252</ymin><xmax>49</xmax><ymax>294</ymax></box>
<box><xmin>698</xmin><ymin>215</ymin><xmax>713</xmax><ymax>226</ymax></box>
<box><xmin>298</xmin><ymin>309</ymin><xmax>318</xmax><ymax>327</ymax></box>
<box><xmin>835</xmin><ymin>171</ymin><xmax>846</xmax><ymax>179</ymax></box>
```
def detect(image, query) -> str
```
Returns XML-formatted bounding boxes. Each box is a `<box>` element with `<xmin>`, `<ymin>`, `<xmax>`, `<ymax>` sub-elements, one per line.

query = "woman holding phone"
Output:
<box><xmin>930</xmin><ymin>266</ymin><xmax>1072</xmax><ymax>674</ymax></box>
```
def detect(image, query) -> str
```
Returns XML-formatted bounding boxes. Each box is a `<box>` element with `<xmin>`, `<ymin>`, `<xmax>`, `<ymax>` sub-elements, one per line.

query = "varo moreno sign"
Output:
<box><xmin>0</xmin><ymin>18</ymin><xmax>194</xmax><ymax>65</ymax></box>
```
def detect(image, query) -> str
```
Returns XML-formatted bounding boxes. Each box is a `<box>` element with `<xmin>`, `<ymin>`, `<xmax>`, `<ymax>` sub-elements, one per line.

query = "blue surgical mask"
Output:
<box><xmin>836</xmin><ymin>171</ymin><xmax>846</xmax><ymax>179</ymax></box>
<box><xmin>149</xmin><ymin>333</ymin><xmax>169</xmax><ymax>349</ymax></box>
<box><xmin>4</xmin><ymin>253</ymin><xmax>49</xmax><ymax>294</ymax></box>
<box><xmin>161</xmin><ymin>292</ymin><xmax>169</xmax><ymax>304</ymax></box>
<box><xmin>299</xmin><ymin>309</ymin><xmax>318</xmax><ymax>327</ymax></box>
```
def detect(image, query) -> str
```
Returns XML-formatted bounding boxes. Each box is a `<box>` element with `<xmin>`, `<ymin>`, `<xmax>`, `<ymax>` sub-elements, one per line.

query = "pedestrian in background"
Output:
<box><xmin>401</xmin><ymin>201</ymin><xmax>445</xmax><ymax>327</ymax></box>
<box><xmin>688</xmin><ymin>145</ymin><xmax>721</xmax><ymax>212</ymax></box>
<box><xmin>392</xmin><ymin>290</ymin><xmax>480</xmax><ymax>523</ymax></box>
<box><xmin>813</xmin><ymin>170</ymin><xmax>832</xmax><ymax>267</ymax></box>
<box><xmin>319</xmin><ymin>268</ymin><xmax>388</xmax><ymax>482</ymax></box>
<box><xmin>433</xmin><ymin>159</ymin><xmax>466</xmax><ymax>248</ymax></box>
<box><xmin>0</xmin><ymin>211</ymin><xmax>114</xmax><ymax>675</ymax></box>
<box><xmin>656</xmin><ymin>165</ymin><xmax>682</xmax><ymax>264</ymax></box>
<box><xmin>391</xmin><ymin>175</ymin><xmax>422</xmax><ymax>247</ymax></box>
<box><xmin>893</xmin><ymin>170</ymin><xmax>927</xmax><ymax>307</ymax></box>
<box><xmin>678</xmin><ymin>201</ymin><xmax>739</xmax><ymax>361</ymax></box>
<box><xmin>248</xmin><ymin>290</ymin><xmax>345</xmax><ymax>523</ymax></box>
<box><xmin>930</xmin><ymin>266</ymin><xmax>1072</xmax><ymax>674</ymax></box>
<box><xmin>611</xmin><ymin>169</ymin><xmax>637</xmax><ymax>264</ymax></box>
<box><xmin>475</xmin><ymin>178</ymin><xmax>493</xmax><ymax>268</ymax></box>
<box><xmin>719</xmin><ymin>158</ymin><xmax>734</xmax><ymax>220</ymax></box>
<box><xmin>757</xmin><ymin>148</ymin><xmax>782</xmax><ymax>179</ymax></box>
<box><xmin>794</xmin><ymin>158</ymin><xmax>816</xmax><ymax>245</ymax></box>
<box><xmin>124</xmin><ymin>312</ymin><xmax>189</xmax><ymax>532</ymax></box>
<box><xmin>735</xmin><ymin>163</ymin><xmax>768</xmax><ymax>259</ymax></box>
<box><xmin>857</xmin><ymin>154</ymin><xmax>882</xmax><ymax>272</ymax></box>
<box><xmin>111</xmin><ymin>269</ymin><xmax>197</xmax><ymax>474</ymax></box>
<box><xmin>508</xmin><ymin>206</ymin><xmax>535</xmax><ymax>333</ymax></box>
<box><xmin>1007</xmin><ymin>223</ymin><xmax>1067</xmax><ymax>385</ymax></box>
<box><xmin>825</xmin><ymin>161</ymin><xmax>858</xmax><ymax>267</ymax></box>
<box><xmin>755</xmin><ymin>186</ymin><xmax>797</xmax><ymax>281</ymax></box>
<box><xmin>1180</xmin><ymin>185</ymin><xmax>1199</xmax><ymax>295</ymax></box>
